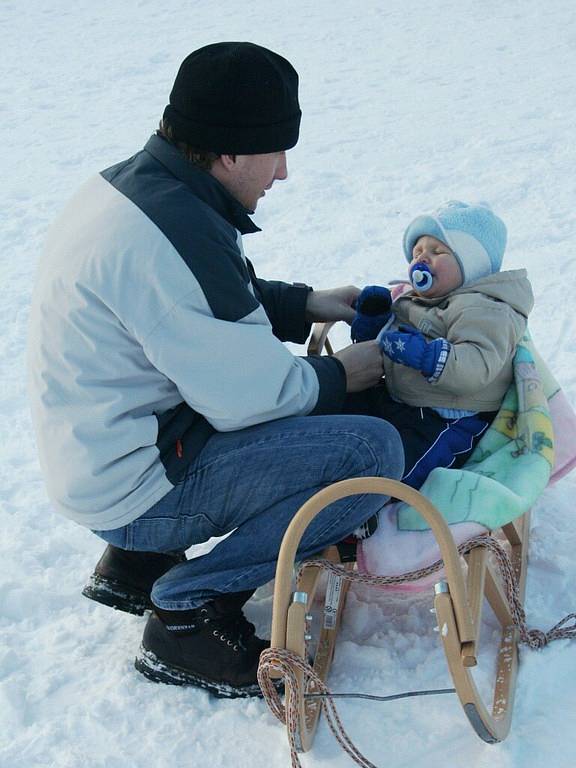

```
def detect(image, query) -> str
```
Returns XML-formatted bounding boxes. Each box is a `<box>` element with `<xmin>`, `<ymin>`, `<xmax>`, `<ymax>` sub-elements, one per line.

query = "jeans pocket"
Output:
<box><xmin>122</xmin><ymin>511</ymin><xmax>224</xmax><ymax>552</ymax></box>
<box><xmin>125</xmin><ymin>514</ymin><xmax>184</xmax><ymax>552</ymax></box>
<box><xmin>178</xmin><ymin>512</ymin><xmax>227</xmax><ymax>547</ymax></box>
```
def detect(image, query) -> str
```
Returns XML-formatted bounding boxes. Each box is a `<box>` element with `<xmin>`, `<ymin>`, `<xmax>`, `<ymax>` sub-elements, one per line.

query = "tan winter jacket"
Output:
<box><xmin>383</xmin><ymin>269</ymin><xmax>534</xmax><ymax>412</ymax></box>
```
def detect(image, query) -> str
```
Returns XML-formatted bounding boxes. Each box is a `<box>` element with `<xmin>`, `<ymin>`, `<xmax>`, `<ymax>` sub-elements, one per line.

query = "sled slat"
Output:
<box><xmin>502</xmin><ymin>519</ymin><xmax>523</xmax><ymax>547</ymax></box>
<box><xmin>485</xmin><ymin>557</ymin><xmax>513</xmax><ymax>626</ymax></box>
<box><xmin>463</xmin><ymin>546</ymin><xmax>487</xmax><ymax>665</ymax></box>
<box><xmin>307</xmin><ymin>322</ymin><xmax>335</xmax><ymax>356</ymax></box>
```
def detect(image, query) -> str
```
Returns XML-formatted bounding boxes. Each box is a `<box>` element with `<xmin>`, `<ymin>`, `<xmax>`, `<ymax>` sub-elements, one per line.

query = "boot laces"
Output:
<box><xmin>201</xmin><ymin>607</ymin><xmax>256</xmax><ymax>652</ymax></box>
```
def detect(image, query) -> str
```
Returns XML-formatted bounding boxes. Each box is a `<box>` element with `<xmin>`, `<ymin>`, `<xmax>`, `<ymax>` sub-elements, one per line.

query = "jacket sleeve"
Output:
<box><xmin>140</xmin><ymin>291</ymin><xmax>346</xmax><ymax>432</ymax></box>
<box><xmin>434</xmin><ymin>302</ymin><xmax>527</xmax><ymax>394</ymax></box>
<box><xmin>246</xmin><ymin>258</ymin><xmax>313</xmax><ymax>344</ymax></box>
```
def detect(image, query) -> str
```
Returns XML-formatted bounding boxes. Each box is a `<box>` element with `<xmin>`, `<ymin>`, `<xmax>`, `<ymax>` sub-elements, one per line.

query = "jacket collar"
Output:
<box><xmin>144</xmin><ymin>134</ymin><xmax>261</xmax><ymax>235</ymax></box>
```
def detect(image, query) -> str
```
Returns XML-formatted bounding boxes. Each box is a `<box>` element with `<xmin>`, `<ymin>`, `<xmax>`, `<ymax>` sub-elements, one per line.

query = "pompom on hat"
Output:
<box><xmin>403</xmin><ymin>201</ymin><xmax>507</xmax><ymax>286</ymax></box>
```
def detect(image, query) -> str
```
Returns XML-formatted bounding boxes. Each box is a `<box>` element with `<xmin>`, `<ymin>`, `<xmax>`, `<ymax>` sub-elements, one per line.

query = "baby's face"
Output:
<box><xmin>410</xmin><ymin>235</ymin><xmax>463</xmax><ymax>298</ymax></box>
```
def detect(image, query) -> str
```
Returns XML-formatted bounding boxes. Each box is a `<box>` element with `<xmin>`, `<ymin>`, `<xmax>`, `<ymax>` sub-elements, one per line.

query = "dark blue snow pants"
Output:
<box><xmin>344</xmin><ymin>386</ymin><xmax>496</xmax><ymax>490</ymax></box>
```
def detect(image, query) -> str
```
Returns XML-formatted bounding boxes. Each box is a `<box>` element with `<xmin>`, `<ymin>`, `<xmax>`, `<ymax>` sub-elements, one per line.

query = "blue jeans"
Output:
<box><xmin>95</xmin><ymin>414</ymin><xmax>403</xmax><ymax>610</ymax></box>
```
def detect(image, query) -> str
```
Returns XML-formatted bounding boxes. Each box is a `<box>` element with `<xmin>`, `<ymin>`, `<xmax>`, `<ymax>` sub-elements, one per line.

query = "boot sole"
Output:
<box><xmin>134</xmin><ymin>645</ymin><xmax>265</xmax><ymax>698</ymax></box>
<box><xmin>82</xmin><ymin>574</ymin><xmax>151</xmax><ymax>616</ymax></box>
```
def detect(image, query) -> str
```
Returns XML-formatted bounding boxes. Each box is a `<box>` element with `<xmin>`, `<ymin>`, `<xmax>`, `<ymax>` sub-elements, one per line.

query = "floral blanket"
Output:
<box><xmin>358</xmin><ymin>333</ymin><xmax>576</xmax><ymax>584</ymax></box>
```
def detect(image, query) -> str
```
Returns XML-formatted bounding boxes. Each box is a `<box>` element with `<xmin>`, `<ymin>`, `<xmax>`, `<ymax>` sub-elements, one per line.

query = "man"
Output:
<box><xmin>28</xmin><ymin>42</ymin><xmax>403</xmax><ymax>698</ymax></box>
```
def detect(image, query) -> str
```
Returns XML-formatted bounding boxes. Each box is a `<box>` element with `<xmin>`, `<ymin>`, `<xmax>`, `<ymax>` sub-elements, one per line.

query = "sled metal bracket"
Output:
<box><xmin>435</xmin><ymin>581</ymin><xmax>449</xmax><ymax>595</ymax></box>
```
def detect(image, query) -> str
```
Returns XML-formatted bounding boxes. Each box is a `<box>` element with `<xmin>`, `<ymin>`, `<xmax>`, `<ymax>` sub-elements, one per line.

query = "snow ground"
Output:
<box><xmin>1</xmin><ymin>1</ymin><xmax>576</xmax><ymax>766</ymax></box>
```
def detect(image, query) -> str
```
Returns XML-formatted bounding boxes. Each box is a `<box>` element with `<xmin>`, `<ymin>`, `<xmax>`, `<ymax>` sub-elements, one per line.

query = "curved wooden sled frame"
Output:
<box><xmin>269</xmin><ymin>479</ymin><xmax>529</xmax><ymax>750</ymax></box>
<box><xmin>267</xmin><ymin>322</ymin><xmax>529</xmax><ymax>752</ymax></box>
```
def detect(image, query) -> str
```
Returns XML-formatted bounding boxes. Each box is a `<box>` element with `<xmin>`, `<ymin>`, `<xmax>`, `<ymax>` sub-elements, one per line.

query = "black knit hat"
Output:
<box><xmin>163</xmin><ymin>42</ymin><xmax>301</xmax><ymax>155</ymax></box>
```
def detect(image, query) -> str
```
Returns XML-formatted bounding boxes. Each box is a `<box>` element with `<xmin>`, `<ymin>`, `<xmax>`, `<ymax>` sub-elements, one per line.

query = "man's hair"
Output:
<box><xmin>157</xmin><ymin>119</ymin><xmax>220</xmax><ymax>171</ymax></box>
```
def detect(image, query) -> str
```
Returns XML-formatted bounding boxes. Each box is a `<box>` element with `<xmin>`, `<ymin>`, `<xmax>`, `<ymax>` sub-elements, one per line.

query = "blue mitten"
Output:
<box><xmin>378</xmin><ymin>325</ymin><xmax>451</xmax><ymax>381</ymax></box>
<box><xmin>351</xmin><ymin>285</ymin><xmax>393</xmax><ymax>342</ymax></box>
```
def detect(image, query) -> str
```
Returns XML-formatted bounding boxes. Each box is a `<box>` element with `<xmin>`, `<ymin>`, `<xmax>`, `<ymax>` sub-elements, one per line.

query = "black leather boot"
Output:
<box><xmin>336</xmin><ymin>513</ymin><xmax>379</xmax><ymax>563</ymax></box>
<box><xmin>82</xmin><ymin>544</ymin><xmax>186</xmax><ymax>615</ymax></box>
<box><xmin>134</xmin><ymin>591</ymin><xmax>268</xmax><ymax>698</ymax></box>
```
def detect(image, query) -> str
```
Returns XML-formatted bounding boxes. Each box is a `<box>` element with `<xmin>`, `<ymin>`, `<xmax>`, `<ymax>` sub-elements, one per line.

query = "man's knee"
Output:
<box><xmin>337</xmin><ymin>415</ymin><xmax>404</xmax><ymax>481</ymax></box>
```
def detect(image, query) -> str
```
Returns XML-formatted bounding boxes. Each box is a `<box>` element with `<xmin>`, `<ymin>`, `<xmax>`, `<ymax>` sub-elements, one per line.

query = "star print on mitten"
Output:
<box><xmin>378</xmin><ymin>326</ymin><xmax>451</xmax><ymax>381</ymax></box>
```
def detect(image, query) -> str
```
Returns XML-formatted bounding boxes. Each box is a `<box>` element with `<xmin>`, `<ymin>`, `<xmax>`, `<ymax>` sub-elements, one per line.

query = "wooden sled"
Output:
<box><xmin>263</xmin><ymin>322</ymin><xmax>530</xmax><ymax>755</ymax></box>
<box><xmin>268</xmin><ymin>478</ymin><xmax>529</xmax><ymax>752</ymax></box>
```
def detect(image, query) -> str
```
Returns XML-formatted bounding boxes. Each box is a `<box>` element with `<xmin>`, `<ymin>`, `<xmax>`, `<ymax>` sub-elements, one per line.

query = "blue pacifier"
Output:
<box><xmin>409</xmin><ymin>263</ymin><xmax>434</xmax><ymax>292</ymax></box>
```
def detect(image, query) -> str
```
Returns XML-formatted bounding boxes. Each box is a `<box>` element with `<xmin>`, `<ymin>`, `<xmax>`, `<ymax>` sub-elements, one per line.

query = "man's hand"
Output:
<box><xmin>305</xmin><ymin>286</ymin><xmax>361</xmax><ymax>325</ymax></box>
<box><xmin>334</xmin><ymin>341</ymin><xmax>385</xmax><ymax>392</ymax></box>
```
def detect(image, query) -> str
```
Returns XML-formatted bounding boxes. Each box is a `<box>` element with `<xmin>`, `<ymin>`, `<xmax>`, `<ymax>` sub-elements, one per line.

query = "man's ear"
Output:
<box><xmin>209</xmin><ymin>154</ymin><xmax>242</xmax><ymax>188</ymax></box>
<box><xmin>218</xmin><ymin>154</ymin><xmax>238</xmax><ymax>171</ymax></box>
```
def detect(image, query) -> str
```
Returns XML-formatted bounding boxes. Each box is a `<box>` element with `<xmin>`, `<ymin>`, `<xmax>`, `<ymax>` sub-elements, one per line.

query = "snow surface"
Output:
<box><xmin>2</xmin><ymin>1</ymin><xmax>576</xmax><ymax>766</ymax></box>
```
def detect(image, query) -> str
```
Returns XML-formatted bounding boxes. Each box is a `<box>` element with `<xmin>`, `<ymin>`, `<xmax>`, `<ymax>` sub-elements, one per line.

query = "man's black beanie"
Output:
<box><xmin>163</xmin><ymin>42</ymin><xmax>301</xmax><ymax>155</ymax></box>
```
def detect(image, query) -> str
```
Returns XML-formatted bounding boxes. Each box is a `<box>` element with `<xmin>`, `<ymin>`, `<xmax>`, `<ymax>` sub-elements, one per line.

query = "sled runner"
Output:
<box><xmin>257</xmin><ymin>322</ymin><xmax>576</xmax><ymax>765</ymax></box>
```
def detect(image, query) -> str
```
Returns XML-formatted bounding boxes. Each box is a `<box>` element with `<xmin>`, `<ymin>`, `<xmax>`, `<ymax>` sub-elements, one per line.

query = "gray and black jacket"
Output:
<box><xmin>27</xmin><ymin>135</ymin><xmax>346</xmax><ymax>530</ymax></box>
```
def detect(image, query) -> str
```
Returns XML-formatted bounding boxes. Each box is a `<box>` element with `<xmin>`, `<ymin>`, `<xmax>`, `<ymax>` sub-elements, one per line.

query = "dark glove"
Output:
<box><xmin>351</xmin><ymin>285</ymin><xmax>393</xmax><ymax>342</ymax></box>
<box><xmin>378</xmin><ymin>325</ymin><xmax>451</xmax><ymax>380</ymax></box>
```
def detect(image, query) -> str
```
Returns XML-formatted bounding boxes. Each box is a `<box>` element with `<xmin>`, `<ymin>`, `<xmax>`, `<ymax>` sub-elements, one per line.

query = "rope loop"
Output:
<box><xmin>526</xmin><ymin>613</ymin><xmax>576</xmax><ymax>648</ymax></box>
<box><xmin>258</xmin><ymin>647</ymin><xmax>379</xmax><ymax>768</ymax></box>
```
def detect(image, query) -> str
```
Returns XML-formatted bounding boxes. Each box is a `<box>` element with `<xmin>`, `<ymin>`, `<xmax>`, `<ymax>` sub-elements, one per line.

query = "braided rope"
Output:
<box><xmin>258</xmin><ymin>534</ymin><xmax>576</xmax><ymax>768</ymax></box>
<box><xmin>258</xmin><ymin>647</ymin><xmax>379</xmax><ymax>768</ymax></box>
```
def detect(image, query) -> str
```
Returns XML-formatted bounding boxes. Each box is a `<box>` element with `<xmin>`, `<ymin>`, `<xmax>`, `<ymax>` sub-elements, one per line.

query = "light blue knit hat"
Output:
<box><xmin>403</xmin><ymin>201</ymin><xmax>507</xmax><ymax>286</ymax></box>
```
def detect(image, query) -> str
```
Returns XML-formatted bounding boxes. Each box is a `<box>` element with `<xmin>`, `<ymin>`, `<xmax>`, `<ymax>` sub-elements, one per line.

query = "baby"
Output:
<box><xmin>351</xmin><ymin>200</ymin><xmax>534</xmax><ymax>489</ymax></box>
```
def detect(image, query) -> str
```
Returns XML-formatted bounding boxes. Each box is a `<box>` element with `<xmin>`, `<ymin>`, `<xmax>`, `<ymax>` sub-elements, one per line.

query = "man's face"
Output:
<box><xmin>217</xmin><ymin>151</ymin><xmax>288</xmax><ymax>212</ymax></box>
<box><xmin>410</xmin><ymin>235</ymin><xmax>463</xmax><ymax>298</ymax></box>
